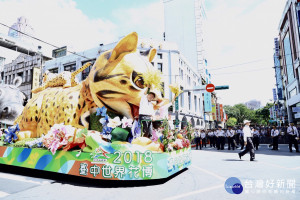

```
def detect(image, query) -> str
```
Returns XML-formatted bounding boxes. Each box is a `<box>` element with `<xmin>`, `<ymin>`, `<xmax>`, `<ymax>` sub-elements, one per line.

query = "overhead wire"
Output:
<box><xmin>0</xmin><ymin>22</ymin><xmax>92</xmax><ymax>60</ymax></box>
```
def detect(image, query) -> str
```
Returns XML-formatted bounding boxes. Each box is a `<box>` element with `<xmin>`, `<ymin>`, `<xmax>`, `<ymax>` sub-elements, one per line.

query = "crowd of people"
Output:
<box><xmin>192</xmin><ymin>122</ymin><xmax>300</xmax><ymax>153</ymax></box>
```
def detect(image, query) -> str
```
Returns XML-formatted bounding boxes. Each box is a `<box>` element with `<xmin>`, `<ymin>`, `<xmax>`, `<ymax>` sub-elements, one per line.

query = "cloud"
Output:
<box><xmin>112</xmin><ymin>1</ymin><xmax>164</xmax><ymax>40</ymax></box>
<box><xmin>0</xmin><ymin>0</ymin><xmax>164</xmax><ymax>64</ymax></box>
<box><xmin>204</xmin><ymin>0</ymin><xmax>287</xmax><ymax>106</ymax></box>
<box><xmin>0</xmin><ymin>0</ymin><xmax>118</xmax><ymax>61</ymax></box>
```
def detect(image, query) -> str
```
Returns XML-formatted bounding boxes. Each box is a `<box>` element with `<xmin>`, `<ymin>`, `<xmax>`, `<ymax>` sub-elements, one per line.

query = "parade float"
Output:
<box><xmin>0</xmin><ymin>32</ymin><xmax>191</xmax><ymax>181</ymax></box>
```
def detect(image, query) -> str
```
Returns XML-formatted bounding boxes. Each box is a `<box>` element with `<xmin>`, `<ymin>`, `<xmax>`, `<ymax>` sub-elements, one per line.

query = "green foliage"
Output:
<box><xmin>227</xmin><ymin>117</ymin><xmax>237</xmax><ymax>126</ymax></box>
<box><xmin>89</xmin><ymin>112</ymin><xmax>103</xmax><ymax>132</ymax></box>
<box><xmin>224</xmin><ymin>103</ymin><xmax>274</xmax><ymax>126</ymax></box>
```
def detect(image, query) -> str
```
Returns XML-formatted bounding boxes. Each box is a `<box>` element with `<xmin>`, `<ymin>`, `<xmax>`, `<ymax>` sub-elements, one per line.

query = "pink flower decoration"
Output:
<box><xmin>121</xmin><ymin>117</ymin><xmax>133</xmax><ymax>128</ymax></box>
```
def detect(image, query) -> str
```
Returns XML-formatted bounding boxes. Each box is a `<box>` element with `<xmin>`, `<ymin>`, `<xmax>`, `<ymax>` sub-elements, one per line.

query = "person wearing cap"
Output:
<box><xmin>194</xmin><ymin>127</ymin><xmax>201</xmax><ymax>150</ymax></box>
<box><xmin>200</xmin><ymin>129</ymin><xmax>207</xmax><ymax>148</ymax></box>
<box><xmin>139</xmin><ymin>90</ymin><xmax>156</xmax><ymax>138</ymax></box>
<box><xmin>252</xmin><ymin>127</ymin><xmax>260</xmax><ymax>150</ymax></box>
<box><xmin>226</xmin><ymin>126</ymin><xmax>235</xmax><ymax>150</ymax></box>
<box><xmin>271</xmin><ymin>126</ymin><xmax>279</xmax><ymax>150</ymax></box>
<box><xmin>238</xmin><ymin>120</ymin><xmax>255</xmax><ymax>161</ymax></box>
<box><xmin>287</xmin><ymin>122</ymin><xmax>299</xmax><ymax>153</ymax></box>
<box><xmin>216</xmin><ymin>126</ymin><xmax>225</xmax><ymax>150</ymax></box>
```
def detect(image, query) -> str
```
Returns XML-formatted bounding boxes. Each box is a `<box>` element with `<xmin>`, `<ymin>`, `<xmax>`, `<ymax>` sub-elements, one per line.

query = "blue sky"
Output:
<box><xmin>73</xmin><ymin>0</ymin><xmax>160</xmax><ymax>21</ymax></box>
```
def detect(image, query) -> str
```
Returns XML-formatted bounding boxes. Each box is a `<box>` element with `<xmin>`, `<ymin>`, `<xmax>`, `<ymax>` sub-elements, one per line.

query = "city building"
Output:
<box><xmin>163</xmin><ymin>0</ymin><xmax>207</xmax><ymax>76</ymax></box>
<box><xmin>43</xmin><ymin>38</ymin><xmax>206</xmax><ymax>128</ymax></box>
<box><xmin>2</xmin><ymin>53</ymin><xmax>51</xmax><ymax>98</ymax></box>
<box><xmin>0</xmin><ymin>56</ymin><xmax>5</xmax><ymax>79</ymax></box>
<box><xmin>245</xmin><ymin>100</ymin><xmax>261</xmax><ymax>110</ymax></box>
<box><xmin>277</xmin><ymin>0</ymin><xmax>300</xmax><ymax>123</ymax></box>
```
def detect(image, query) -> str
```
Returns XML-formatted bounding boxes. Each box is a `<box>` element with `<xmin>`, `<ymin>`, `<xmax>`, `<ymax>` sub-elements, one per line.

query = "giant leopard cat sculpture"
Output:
<box><xmin>15</xmin><ymin>32</ymin><xmax>167</xmax><ymax>138</ymax></box>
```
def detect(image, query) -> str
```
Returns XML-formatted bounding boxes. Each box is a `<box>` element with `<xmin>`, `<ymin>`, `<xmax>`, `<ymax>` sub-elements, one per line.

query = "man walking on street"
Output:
<box><xmin>287</xmin><ymin>123</ymin><xmax>299</xmax><ymax>153</ymax></box>
<box><xmin>194</xmin><ymin>127</ymin><xmax>201</xmax><ymax>150</ymax></box>
<box><xmin>238</xmin><ymin>120</ymin><xmax>255</xmax><ymax>161</ymax></box>
<box><xmin>271</xmin><ymin>126</ymin><xmax>279</xmax><ymax>150</ymax></box>
<box><xmin>226</xmin><ymin>126</ymin><xmax>235</xmax><ymax>150</ymax></box>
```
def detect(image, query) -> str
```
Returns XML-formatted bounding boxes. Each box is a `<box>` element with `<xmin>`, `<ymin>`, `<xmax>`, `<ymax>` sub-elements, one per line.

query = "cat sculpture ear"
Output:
<box><xmin>108</xmin><ymin>32</ymin><xmax>138</xmax><ymax>63</ymax></box>
<box><xmin>148</xmin><ymin>48</ymin><xmax>157</xmax><ymax>62</ymax></box>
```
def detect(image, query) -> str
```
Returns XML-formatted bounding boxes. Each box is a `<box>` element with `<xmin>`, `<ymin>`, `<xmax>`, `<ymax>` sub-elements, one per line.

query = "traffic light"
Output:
<box><xmin>215</xmin><ymin>85</ymin><xmax>229</xmax><ymax>90</ymax></box>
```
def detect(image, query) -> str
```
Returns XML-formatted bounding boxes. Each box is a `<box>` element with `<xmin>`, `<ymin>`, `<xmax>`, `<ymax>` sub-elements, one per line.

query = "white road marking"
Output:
<box><xmin>191</xmin><ymin>165</ymin><xmax>226</xmax><ymax>181</ymax></box>
<box><xmin>0</xmin><ymin>191</ymin><xmax>10</xmax><ymax>198</ymax></box>
<box><xmin>258</xmin><ymin>161</ymin><xmax>300</xmax><ymax>171</ymax></box>
<box><xmin>0</xmin><ymin>172</ymin><xmax>51</xmax><ymax>185</ymax></box>
<box><xmin>163</xmin><ymin>184</ymin><xmax>223</xmax><ymax>200</ymax></box>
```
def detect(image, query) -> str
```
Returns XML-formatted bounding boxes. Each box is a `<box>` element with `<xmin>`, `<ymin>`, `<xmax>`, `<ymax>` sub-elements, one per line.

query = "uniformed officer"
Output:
<box><xmin>216</xmin><ymin>126</ymin><xmax>225</xmax><ymax>150</ymax></box>
<box><xmin>238</xmin><ymin>120</ymin><xmax>255</xmax><ymax>161</ymax></box>
<box><xmin>194</xmin><ymin>127</ymin><xmax>201</xmax><ymax>150</ymax></box>
<box><xmin>226</xmin><ymin>126</ymin><xmax>235</xmax><ymax>150</ymax></box>
<box><xmin>237</xmin><ymin>127</ymin><xmax>244</xmax><ymax>150</ymax></box>
<box><xmin>208</xmin><ymin>129</ymin><xmax>215</xmax><ymax>148</ymax></box>
<box><xmin>287</xmin><ymin>122</ymin><xmax>299</xmax><ymax>153</ymax></box>
<box><xmin>271</xmin><ymin>126</ymin><xmax>279</xmax><ymax>150</ymax></box>
<box><xmin>213</xmin><ymin>128</ymin><xmax>217</xmax><ymax>148</ymax></box>
<box><xmin>252</xmin><ymin>127</ymin><xmax>260</xmax><ymax>150</ymax></box>
<box><xmin>200</xmin><ymin>129</ymin><xmax>206</xmax><ymax>148</ymax></box>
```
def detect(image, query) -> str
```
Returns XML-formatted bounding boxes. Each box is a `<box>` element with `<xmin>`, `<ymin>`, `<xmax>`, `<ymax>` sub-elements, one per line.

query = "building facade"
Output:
<box><xmin>278</xmin><ymin>0</ymin><xmax>300</xmax><ymax>124</ymax></box>
<box><xmin>43</xmin><ymin>38</ymin><xmax>206</xmax><ymax>128</ymax></box>
<box><xmin>2</xmin><ymin>53</ymin><xmax>51</xmax><ymax>99</ymax></box>
<box><xmin>163</xmin><ymin>0</ymin><xmax>207</xmax><ymax>75</ymax></box>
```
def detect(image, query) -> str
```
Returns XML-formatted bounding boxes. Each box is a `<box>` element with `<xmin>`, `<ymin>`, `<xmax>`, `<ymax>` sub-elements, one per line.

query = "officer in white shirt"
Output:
<box><xmin>271</xmin><ymin>126</ymin><xmax>279</xmax><ymax>150</ymax></box>
<box><xmin>216</xmin><ymin>126</ymin><xmax>225</xmax><ymax>150</ymax></box>
<box><xmin>208</xmin><ymin>129</ymin><xmax>215</xmax><ymax>148</ymax></box>
<box><xmin>200</xmin><ymin>129</ymin><xmax>207</xmax><ymax>148</ymax></box>
<box><xmin>252</xmin><ymin>127</ymin><xmax>260</xmax><ymax>150</ymax></box>
<box><xmin>194</xmin><ymin>127</ymin><xmax>201</xmax><ymax>150</ymax></box>
<box><xmin>287</xmin><ymin>122</ymin><xmax>299</xmax><ymax>153</ymax></box>
<box><xmin>226</xmin><ymin>126</ymin><xmax>235</xmax><ymax>150</ymax></box>
<box><xmin>213</xmin><ymin>128</ymin><xmax>217</xmax><ymax>148</ymax></box>
<box><xmin>238</xmin><ymin>120</ymin><xmax>255</xmax><ymax>161</ymax></box>
<box><xmin>139</xmin><ymin>90</ymin><xmax>156</xmax><ymax>138</ymax></box>
<box><xmin>237</xmin><ymin>127</ymin><xmax>244</xmax><ymax>150</ymax></box>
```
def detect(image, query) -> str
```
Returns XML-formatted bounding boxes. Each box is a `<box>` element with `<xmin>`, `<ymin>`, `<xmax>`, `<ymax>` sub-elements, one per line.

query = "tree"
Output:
<box><xmin>227</xmin><ymin>117</ymin><xmax>237</xmax><ymax>126</ymax></box>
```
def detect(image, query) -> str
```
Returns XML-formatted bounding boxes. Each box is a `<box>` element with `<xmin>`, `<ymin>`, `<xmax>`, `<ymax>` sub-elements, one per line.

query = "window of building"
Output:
<box><xmin>25</xmin><ymin>71</ymin><xmax>28</xmax><ymax>82</ymax></box>
<box><xmin>289</xmin><ymin>87</ymin><xmax>297</xmax><ymax>98</ymax></box>
<box><xmin>64</xmin><ymin>63</ymin><xmax>76</xmax><ymax>72</ymax></box>
<box><xmin>188</xmin><ymin>92</ymin><xmax>191</xmax><ymax>110</ymax></box>
<box><xmin>81</xmin><ymin>60</ymin><xmax>96</xmax><ymax>80</ymax></box>
<box><xmin>283</xmin><ymin>32</ymin><xmax>295</xmax><ymax>84</ymax></box>
<box><xmin>49</xmin><ymin>68</ymin><xmax>58</xmax><ymax>73</ymax></box>
<box><xmin>17</xmin><ymin>72</ymin><xmax>23</xmax><ymax>82</ymax></box>
<box><xmin>194</xmin><ymin>95</ymin><xmax>197</xmax><ymax>112</ymax></box>
<box><xmin>157</xmin><ymin>63</ymin><xmax>163</xmax><ymax>72</ymax></box>
<box><xmin>199</xmin><ymin>99</ymin><xmax>201</xmax><ymax>113</ymax></box>
<box><xmin>180</xmin><ymin>69</ymin><xmax>184</xmax><ymax>80</ymax></box>
<box><xmin>157</xmin><ymin>53</ymin><xmax>162</xmax><ymax>59</ymax></box>
<box><xmin>27</xmin><ymin>70</ymin><xmax>31</xmax><ymax>83</ymax></box>
<box><xmin>4</xmin><ymin>76</ymin><xmax>7</xmax><ymax>84</ymax></box>
<box><xmin>180</xmin><ymin>86</ymin><xmax>184</xmax><ymax>107</ymax></box>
